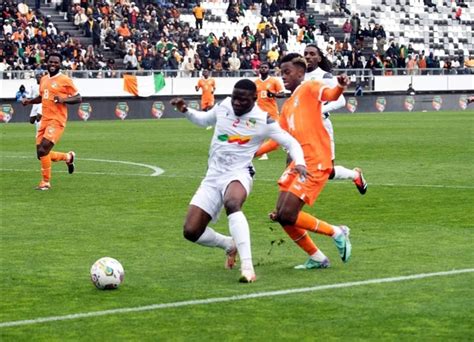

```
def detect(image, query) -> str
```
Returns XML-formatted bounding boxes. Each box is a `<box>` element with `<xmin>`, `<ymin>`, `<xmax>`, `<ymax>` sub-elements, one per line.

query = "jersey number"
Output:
<box><xmin>260</xmin><ymin>90</ymin><xmax>267</xmax><ymax>99</ymax></box>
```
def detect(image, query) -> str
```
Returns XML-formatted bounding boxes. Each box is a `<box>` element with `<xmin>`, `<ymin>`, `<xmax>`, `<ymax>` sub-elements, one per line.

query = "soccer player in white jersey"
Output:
<box><xmin>170</xmin><ymin>79</ymin><xmax>307</xmax><ymax>283</ymax></box>
<box><xmin>28</xmin><ymin>73</ymin><xmax>43</xmax><ymax>132</ymax></box>
<box><xmin>304</xmin><ymin>44</ymin><xmax>368</xmax><ymax>194</ymax></box>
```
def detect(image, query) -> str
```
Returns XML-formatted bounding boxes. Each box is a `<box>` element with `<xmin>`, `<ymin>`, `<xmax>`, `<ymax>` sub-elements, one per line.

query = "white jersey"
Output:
<box><xmin>305</xmin><ymin>67</ymin><xmax>346</xmax><ymax>116</ymax></box>
<box><xmin>186</xmin><ymin>97</ymin><xmax>305</xmax><ymax>177</ymax></box>
<box><xmin>28</xmin><ymin>82</ymin><xmax>42</xmax><ymax>118</ymax></box>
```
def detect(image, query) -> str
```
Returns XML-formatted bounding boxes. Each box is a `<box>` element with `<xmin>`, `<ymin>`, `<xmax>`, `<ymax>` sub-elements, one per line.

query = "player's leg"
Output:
<box><xmin>274</xmin><ymin>191</ymin><xmax>330</xmax><ymax>269</ymax></box>
<box><xmin>325</xmin><ymin>118</ymin><xmax>368</xmax><ymax>194</ymax></box>
<box><xmin>36</xmin><ymin>137</ymin><xmax>55</xmax><ymax>190</ymax></box>
<box><xmin>223</xmin><ymin>180</ymin><xmax>255</xmax><ymax>282</ymax></box>
<box><xmin>186</xmin><ymin>183</ymin><xmax>236</xmax><ymax>267</ymax></box>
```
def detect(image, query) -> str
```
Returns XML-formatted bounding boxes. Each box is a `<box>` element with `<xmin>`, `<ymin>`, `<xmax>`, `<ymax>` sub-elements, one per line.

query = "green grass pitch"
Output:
<box><xmin>1</xmin><ymin>110</ymin><xmax>473</xmax><ymax>340</ymax></box>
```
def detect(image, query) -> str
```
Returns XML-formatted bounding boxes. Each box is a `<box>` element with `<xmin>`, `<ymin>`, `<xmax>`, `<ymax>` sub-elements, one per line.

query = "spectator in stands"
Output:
<box><xmin>296</xmin><ymin>12</ymin><xmax>308</xmax><ymax>29</ymax></box>
<box><xmin>443</xmin><ymin>58</ymin><xmax>452</xmax><ymax>74</ymax></box>
<box><xmin>123</xmin><ymin>49</ymin><xmax>138</xmax><ymax>70</ymax></box>
<box><xmin>455</xmin><ymin>7</ymin><xmax>462</xmax><ymax>22</ymax></box>
<box><xmin>16</xmin><ymin>85</ymin><xmax>27</xmax><ymax>102</ymax></box>
<box><xmin>308</xmin><ymin>14</ymin><xmax>316</xmax><ymax>30</ymax></box>
<box><xmin>193</xmin><ymin>2</ymin><xmax>205</xmax><ymax>30</ymax></box>
<box><xmin>342</xmin><ymin>19</ymin><xmax>352</xmax><ymax>42</ymax></box>
<box><xmin>350</xmin><ymin>13</ymin><xmax>360</xmax><ymax>44</ymax></box>
<box><xmin>277</xmin><ymin>18</ymin><xmax>290</xmax><ymax>43</ymax></box>
<box><xmin>418</xmin><ymin>54</ymin><xmax>427</xmax><ymax>75</ymax></box>
<box><xmin>423</xmin><ymin>0</ymin><xmax>436</xmax><ymax>10</ymax></box>
<box><xmin>116</xmin><ymin>20</ymin><xmax>131</xmax><ymax>39</ymax></box>
<box><xmin>228</xmin><ymin>51</ymin><xmax>241</xmax><ymax>76</ymax></box>
<box><xmin>339</xmin><ymin>0</ymin><xmax>351</xmax><ymax>15</ymax></box>
<box><xmin>227</xmin><ymin>1</ymin><xmax>240</xmax><ymax>23</ymax></box>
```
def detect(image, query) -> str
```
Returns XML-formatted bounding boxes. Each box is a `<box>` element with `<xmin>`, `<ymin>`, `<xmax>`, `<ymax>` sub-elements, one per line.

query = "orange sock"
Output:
<box><xmin>49</xmin><ymin>151</ymin><xmax>67</xmax><ymax>162</ymax></box>
<box><xmin>295</xmin><ymin>211</ymin><xmax>335</xmax><ymax>237</ymax></box>
<box><xmin>40</xmin><ymin>155</ymin><xmax>52</xmax><ymax>182</ymax></box>
<box><xmin>283</xmin><ymin>225</ymin><xmax>318</xmax><ymax>256</ymax></box>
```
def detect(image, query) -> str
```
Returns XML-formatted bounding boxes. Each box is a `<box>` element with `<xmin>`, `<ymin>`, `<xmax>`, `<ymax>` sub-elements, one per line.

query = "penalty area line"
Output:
<box><xmin>0</xmin><ymin>268</ymin><xmax>472</xmax><ymax>329</ymax></box>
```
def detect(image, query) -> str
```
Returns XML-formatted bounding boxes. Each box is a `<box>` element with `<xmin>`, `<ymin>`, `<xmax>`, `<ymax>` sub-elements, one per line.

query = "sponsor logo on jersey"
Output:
<box><xmin>217</xmin><ymin>134</ymin><xmax>251</xmax><ymax>145</ymax></box>
<box><xmin>115</xmin><ymin>102</ymin><xmax>129</xmax><ymax>120</ymax></box>
<box><xmin>0</xmin><ymin>104</ymin><xmax>14</xmax><ymax>123</ymax></box>
<box><xmin>432</xmin><ymin>96</ymin><xmax>443</xmax><ymax>111</ymax></box>
<box><xmin>404</xmin><ymin>96</ymin><xmax>415</xmax><ymax>111</ymax></box>
<box><xmin>78</xmin><ymin>103</ymin><xmax>92</xmax><ymax>121</ymax></box>
<box><xmin>375</xmin><ymin>97</ymin><xmax>386</xmax><ymax>112</ymax></box>
<box><xmin>346</xmin><ymin>97</ymin><xmax>358</xmax><ymax>113</ymax></box>
<box><xmin>459</xmin><ymin>95</ymin><xmax>467</xmax><ymax>110</ymax></box>
<box><xmin>151</xmin><ymin>101</ymin><xmax>165</xmax><ymax>119</ymax></box>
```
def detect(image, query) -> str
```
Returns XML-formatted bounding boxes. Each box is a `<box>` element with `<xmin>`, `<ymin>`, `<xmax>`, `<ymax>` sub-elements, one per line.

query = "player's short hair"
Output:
<box><xmin>234</xmin><ymin>79</ymin><xmax>257</xmax><ymax>93</ymax></box>
<box><xmin>260</xmin><ymin>61</ymin><xmax>270</xmax><ymax>67</ymax></box>
<box><xmin>279</xmin><ymin>53</ymin><xmax>307</xmax><ymax>71</ymax></box>
<box><xmin>46</xmin><ymin>52</ymin><xmax>63</xmax><ymax>62</ymax></box>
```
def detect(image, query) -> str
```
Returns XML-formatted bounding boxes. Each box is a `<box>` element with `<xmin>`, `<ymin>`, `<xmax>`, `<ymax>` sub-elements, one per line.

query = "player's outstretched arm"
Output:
<box><xmin>265</xmin><ymin>121</ymin><xmax>306</xmax><ymax>168</ymax></box>
<box><xmin>321</xmin><ymin>74</ymin><xmax>350</xmax><ymax>102</ymax></box>
<box><xmin>170</xmin><ymin>97</ymin><xmax>217</xmax><ymax>127</ymax></box>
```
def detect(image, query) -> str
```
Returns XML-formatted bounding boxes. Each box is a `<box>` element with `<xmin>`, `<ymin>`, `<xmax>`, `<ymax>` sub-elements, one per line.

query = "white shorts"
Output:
<box><xmin>30</xmin><ymin>104</ymin><xmax>42</xmax><ymax>117</ymax></box>
<box><xmin>190</xmin><ymin>168</ymin><xmax>254</xmax><ymax>222</ymax></box>
<box><xmin>323</xmin><ymin>116</ymin><xmax>335</xmax><ymax>160</ymax></box>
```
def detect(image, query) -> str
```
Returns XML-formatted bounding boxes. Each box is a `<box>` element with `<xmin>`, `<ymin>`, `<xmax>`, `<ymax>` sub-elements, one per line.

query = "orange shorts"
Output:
<box><xmin>36</xmin><ymin>120</ymin><xmax>65</xmax><ymax>145</ymax></box>
<box><xmin>201</xmin><ymin>98</ymin><xmax>214</xmax><ymax>110</ymax></box>
<box><xmin>278</xmin><ymin>162</ymin><xmax>331</xmax><ymax>206</ymax></box>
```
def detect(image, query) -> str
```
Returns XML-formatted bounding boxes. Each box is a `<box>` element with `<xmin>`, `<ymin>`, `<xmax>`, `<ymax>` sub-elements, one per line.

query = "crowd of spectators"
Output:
<box><xmin>0</xmin><ymin>0</ymin><xmax>472</xmax><ymax>80</ymax></box>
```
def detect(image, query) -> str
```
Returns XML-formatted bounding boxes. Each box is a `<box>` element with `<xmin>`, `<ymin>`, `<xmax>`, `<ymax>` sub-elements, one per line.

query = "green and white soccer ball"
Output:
<box><xmin>90</xmin><ymin>257</ymin><xmax>124</xmax><ymax>290</ymax></box>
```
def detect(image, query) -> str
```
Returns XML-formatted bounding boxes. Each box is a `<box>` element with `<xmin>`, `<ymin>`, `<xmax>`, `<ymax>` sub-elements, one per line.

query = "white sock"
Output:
<box><xmin>228</xmin><ymin>211</ymin><xmax>253</xmax><ymax>270</ymax></box>
<box><xmin>333</xmin><ymin>165</ymin><xmax>358</xmax><ymax>180</ymax></box>
<box><xmin>196</xmin><ymin>227</ymin><xmax>233</xmax><ymax>251</ymax></box>
<box><xmin>310</xmin><ymin>249</ymin><xmax>328</xmax><ymax>262</ymax></box>
<box><xmin>331</xmin><ymin>225</ymin><xmax>343</xmax><ymax>238</ymax></box>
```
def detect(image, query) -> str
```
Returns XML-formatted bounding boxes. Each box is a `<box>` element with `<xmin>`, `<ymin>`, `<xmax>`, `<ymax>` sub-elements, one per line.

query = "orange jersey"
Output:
<box><xmin>196</xmin><ymin>78</ymin><xmax>216</xmax><ymax>101</ymax></box>
<box><xmin>255</xmin><ymin>76</ymin><xmax>284</xmax><ymax>120</ymax></box>
<box><xmin>40</xmin><ymin>73</ymin><xmax>79</xmax><ymax>126</ymax></box>
<box><xmin>279</xmin><ymin>80</ymin><xmax>343</xmax><ymax>171</ymax></box>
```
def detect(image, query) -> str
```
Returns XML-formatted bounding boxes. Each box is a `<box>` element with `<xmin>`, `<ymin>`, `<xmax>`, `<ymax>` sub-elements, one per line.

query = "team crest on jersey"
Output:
<box><xmin>432</xmin><ymin>96</ymin><xmax>443</xmax><ymax>111</ymax></box>
<box><xmin>375</xmin><ymin>97</ymin><xmax>386</xmax><ymax>112</ymax></box>
<box><xmin>404</xmin><ymin>96</ymin><xmax>415</xmax><ymax>112</ymax></box>
<box><xmin>246</xmin><ymin>118</ymin><xmax>257</xmax><ymax>128</ymax></box>
<box><xmin>346</xmin><ymin>97</ymin><xmax>358</xmax><ymax>113</ymax></box>
<box><xmin>459</xmin><ymin>95</ymin><xmax>467</xmax><ymax>110</ymax></box>
<box><xmin>0</xmin><ymin>104</ymin><xmax>14</xmax><ymax>123</ymax></box>
<box><xmin>151</xmin><ymin>101</ymin><xmax>165</xmax><ymax>119</ymax></box>
<box><xmin>188</xmin><ymin>101</ymin><xmax>200</xmax><ymax>110</ymax></box>
<box><xmin>115</xmin><ymin>102</ymin><xmax>129</xmax><ymax>120</ymax></box>
<box><xmin>78</xmin><ymin>103</ymin><xmax>92</xmax><ymax>121</ymax></box>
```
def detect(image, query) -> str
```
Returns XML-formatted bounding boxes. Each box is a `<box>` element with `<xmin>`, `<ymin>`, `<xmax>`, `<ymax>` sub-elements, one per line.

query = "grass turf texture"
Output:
<box><xmin>1</xmin><ymin>111</ymin><xmax>473</xmax><ymax>340</ymax></box>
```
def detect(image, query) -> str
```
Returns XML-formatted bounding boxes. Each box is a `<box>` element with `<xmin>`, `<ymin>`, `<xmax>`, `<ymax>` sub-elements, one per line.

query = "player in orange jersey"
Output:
<box><xmin>256</xmin><ymin>53</ymin><xmax>352</xmax><ymax>269</ymax></box>
<box><xmin>22</xmin><ymin>52</ymin><xmax>82</xmax><ymax>190</ymax></box>
<box><xmin>254</xmin><ymin>62</ymin><xmax>285</xmax><ymax>160</ymax></box>
<box><xmin>195</xmin><ymin>69</ymin><xmax>216</xmax><ymax>111</ymax></box>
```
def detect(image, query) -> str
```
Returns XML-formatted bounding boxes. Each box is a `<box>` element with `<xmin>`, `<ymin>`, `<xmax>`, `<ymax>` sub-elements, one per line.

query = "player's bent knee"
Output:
<box><xmin>183</xmin><ymin>225</ymin><xmax>201</xmax><ymax>242</ymax></box>
<box><xmin>224</xmin><ymin>199</ymin><xmax>242</xmax><ymax>215</ymax></box>
<box><xmin>276</xmin><ymin>208</ymin><xmax>297</xmax><ymax>226</ymax></box>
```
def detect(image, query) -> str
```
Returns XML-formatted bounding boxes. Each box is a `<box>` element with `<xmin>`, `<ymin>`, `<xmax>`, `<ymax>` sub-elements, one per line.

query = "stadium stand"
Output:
<box><xmin>0</xmin><ymin>0</ymin><xmax>472</xmax><ymax>77</ymax></box>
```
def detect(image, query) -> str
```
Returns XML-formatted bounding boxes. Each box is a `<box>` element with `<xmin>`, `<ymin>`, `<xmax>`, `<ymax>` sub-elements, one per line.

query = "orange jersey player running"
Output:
<box><xmin>255</xmin><ymin>53</ymin><xmax>352</xmax><ymax>270</ymax></box>
<box><xmin>195</xmin><ymin>69</ymin><xmax>216</xmax><ymax>111</ymax></box>
<box><xmin>22</xmin><ymin>52</ymin><xmax>82</xmax><ymax>191</ymax></box>
<box><xmin>254</xmin><ymin>62</ymin><xmax>285</xmax><ymax>160</ymax></box>
<box><xmin>254</xmin><ymin>62</ymin><xmax>284</xmax><ymax>121</ymax></box>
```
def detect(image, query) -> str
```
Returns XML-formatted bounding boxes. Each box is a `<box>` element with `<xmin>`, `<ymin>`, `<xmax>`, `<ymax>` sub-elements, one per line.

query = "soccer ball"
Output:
<box><xmin>90</xmin><ymin>257</ymin><xmax>125</xmax><ymax>290</ymax></box>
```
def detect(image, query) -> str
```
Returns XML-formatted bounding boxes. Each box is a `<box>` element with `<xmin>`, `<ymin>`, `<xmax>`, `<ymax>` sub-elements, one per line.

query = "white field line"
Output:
<box><xmin>1</xmin><ymin>168</ymin><xmax>473</xmax><ymax>190</ymax></box>
<box><xmin>0</xmin><ymin>268</ymin><xmax>472</xmax><ymax>329</ymax></box>
<box><xmin>1</xmin><ymin>156</ymin><xmax>164</xmax><ymax>176</ymax></box>
<box><xmin>2</xmin><ymin>155</ymin><xmax>473</xmax><ymax>189</ymax></box>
